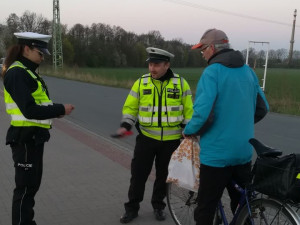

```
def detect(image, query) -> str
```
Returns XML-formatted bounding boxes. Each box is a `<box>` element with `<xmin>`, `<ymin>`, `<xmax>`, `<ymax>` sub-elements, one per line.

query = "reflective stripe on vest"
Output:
<box><xmin>122</xmin><ymin>114</ymin><xmax>137</xmax><ymax>126</ymax></box>
<box><xmin>129</xmin><ymin>89</ymin><xmax>139</xmax><ymax>98</ymax></box>
<box><xmin>6</xmin><ymin>102</ymin><xmax>52</xmax><ymax>110</ymax></box>
<box><xmin>140</xmin><ymin>126</ymin><xmax>182</xmax><ymax>136</ymax></box>
<box><xmin>182</xmin><ymin>89</ymin><xmax>192</xmax><ymax>97</ymax></box>
<box><xmin>10</xmin><ymin>115</ymin><xmax>52</xmax><ymax>125</ymax></box>
<box><xmin>142</xmin><ymin>76</ymin><xmax>150</xmax><ymax>85</ymax></box>
<box><xmin>139</xmin><ymin>105</ymin><xmax>183</xmax><ymax>112</ymax></box>
<box><xmin>138</xmin><ymin>115</ymin><xmax>183</xmax><ymax>123</ymax></box>
<box><xmin>5</xmin><ymin>102</ymin><xmax>53</xmax><ymax>126</ymax></box>
<box><xmin>182</xmin><ymin>118</ymin><xmax>191</xmax><ymax>125</ymax></box>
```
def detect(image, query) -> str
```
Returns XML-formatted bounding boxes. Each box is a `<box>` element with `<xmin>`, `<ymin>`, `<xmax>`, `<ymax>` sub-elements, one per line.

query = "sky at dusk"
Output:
<box><xmin>0</xmin><ymin>0</ymin><xmax>299</xmax><ymax>51</ymax></box>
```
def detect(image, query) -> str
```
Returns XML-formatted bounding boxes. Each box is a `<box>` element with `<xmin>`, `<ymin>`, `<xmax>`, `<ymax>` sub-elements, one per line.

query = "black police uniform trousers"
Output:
<box><xmin>124</xmin><ymin>134</ymin><xmax>180</xmax><ymax>213</ymax></box>
<box><xmin>11</xmin><ymin>140</ymin><xmax>44</xmax><ymax>225</ymax></box>
<box><xmin>194</xmin><ymin>161</ymin><xmax>252</xmax><ymax>225</ymax></box>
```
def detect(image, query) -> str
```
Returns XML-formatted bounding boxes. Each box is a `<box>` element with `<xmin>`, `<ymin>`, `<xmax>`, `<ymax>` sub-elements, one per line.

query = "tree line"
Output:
<box><xmin>0</xmin><ymin>11</ymin><xmax>299</xmax><ymax>68</ymax></box>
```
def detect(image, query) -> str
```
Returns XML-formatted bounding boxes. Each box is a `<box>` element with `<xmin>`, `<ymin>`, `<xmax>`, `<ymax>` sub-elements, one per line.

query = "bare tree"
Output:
<box><xmin>293</xmin><ymin>51</ymin><xmax>300</xmax><ymax>60</ymax></box>
<box><xmin>241</xmin><ymin>48</ymin><xmax>256</xmax><ymax>68</ymax></box>
<box><xmin>256</xmin><ymin>50</ymin><xmax>266</xmax><ymax>68</ymax></box>
<box><xmin>19</xmin><ymin>11</ymin><xmax>49</xmax><ymax>34</ymax></box>
<box><xmin>0</xmin><ymin>24</ymin><xmax>7</xmax><ymax>57</ymax></box>
<box><xmin>3</xmin><ymin>13</ymin><xmax>21</xmax><ymax>47</ymax></box>
<box><xmin>6</xmin><ymin>13</ymin><xmax>20</xmax><ymax>33</ymax></box>
<box><xmin>146</xmin><ymin>30</ymin><xmax>165</xmax><ymax>47</ymax></box>
<box><xmin>275</xmin><ymin>48</ymin><xmax>288</xmax><ymax>62</ymax></box>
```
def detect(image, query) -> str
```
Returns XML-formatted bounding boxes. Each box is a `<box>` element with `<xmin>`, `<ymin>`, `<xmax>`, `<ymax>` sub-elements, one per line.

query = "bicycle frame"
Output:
<box><xmin>216</xmin><ymin>176</ymin><xmax>300</xmax><ymax>225</ymax></box>
<box><xmin>217</xmin><ymin>181</ymin><xmax>255</xmax><ymax>225</ymax></box>
<box><xmin>167</xmin><ymin>139</ymin><xmax>300</xmax><ymax>225</ymax></box>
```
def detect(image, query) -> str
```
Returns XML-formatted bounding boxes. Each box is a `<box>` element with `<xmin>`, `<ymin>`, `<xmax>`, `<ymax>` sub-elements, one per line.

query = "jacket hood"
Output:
<box><xmin>208</xmin><ymin>49</ymin><xmax>245</xmax><ymax>68</ymax></box>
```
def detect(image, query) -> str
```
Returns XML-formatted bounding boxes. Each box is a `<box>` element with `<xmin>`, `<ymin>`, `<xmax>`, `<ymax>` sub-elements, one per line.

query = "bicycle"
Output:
<box><xmin>166</xmin><ymin>138</ymin><xmax>300</xmax><ymax>225</ymax></box>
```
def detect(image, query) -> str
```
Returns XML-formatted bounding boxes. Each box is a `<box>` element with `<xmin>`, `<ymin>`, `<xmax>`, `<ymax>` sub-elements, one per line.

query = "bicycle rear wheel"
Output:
<box><xmin>236</xmin><ymin>198</ymin><xmax>299</xmax><ymax>225</ymax></box>
<box><xmin>166</xmin><ymin>183</ymin><xmax>197</xmax><ymax>225</ymax></box>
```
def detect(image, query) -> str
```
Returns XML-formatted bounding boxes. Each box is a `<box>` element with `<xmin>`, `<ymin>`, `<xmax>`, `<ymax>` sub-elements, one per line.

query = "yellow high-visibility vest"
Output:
<box><xmin>4</xmin><ymin>61</ymin><xmax>53</xmax><ymax>128</ymax></box>
<box><xmin>122</xmin><ymin>73</ymin><xmax>193</xmax><ymax>141</ymax></box>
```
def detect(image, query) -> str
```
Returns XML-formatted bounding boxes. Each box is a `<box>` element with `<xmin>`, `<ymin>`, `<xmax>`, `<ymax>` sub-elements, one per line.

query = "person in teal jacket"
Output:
<box><xmin>183</xmin><ymin>29</ymin><xmax>269</xmax><ymax>225</ymax></box>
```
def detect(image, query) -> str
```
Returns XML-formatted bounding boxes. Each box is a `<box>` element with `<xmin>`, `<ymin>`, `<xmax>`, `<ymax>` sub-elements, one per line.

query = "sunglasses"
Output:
<box><xmin>201</xmin><ymin>45</ymin><xmax>210</xmax><ymax>54</ymax></box>
<box><xmin>33</xmin><ymin>49</ymin><xmax>44</xmax><ymax>57</ymax></box>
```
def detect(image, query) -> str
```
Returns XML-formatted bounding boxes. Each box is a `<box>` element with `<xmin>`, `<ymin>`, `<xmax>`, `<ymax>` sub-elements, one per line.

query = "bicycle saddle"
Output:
<box><xmin>249</xmin><ymin>138</ymin><xmax>282</xmax><ymax>157</ymax></box>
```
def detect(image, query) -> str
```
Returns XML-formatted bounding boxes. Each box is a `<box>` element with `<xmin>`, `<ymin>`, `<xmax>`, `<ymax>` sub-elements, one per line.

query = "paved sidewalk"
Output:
<box><xmin>0</xmin><ymin>96</ymin><xmax>177</xmax><ymax>225</ymax></box>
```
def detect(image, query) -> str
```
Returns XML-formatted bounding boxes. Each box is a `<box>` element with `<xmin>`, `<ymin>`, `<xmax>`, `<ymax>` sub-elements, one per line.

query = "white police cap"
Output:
<box><xmin>146</xmin><ymin>47</ymin><xmax>174</xmax><ymax>63</ymax></box>
<box><xmin>14</xmin><ymin>32</ymin><xmax>52</xmax><ymax>55</ymax></box>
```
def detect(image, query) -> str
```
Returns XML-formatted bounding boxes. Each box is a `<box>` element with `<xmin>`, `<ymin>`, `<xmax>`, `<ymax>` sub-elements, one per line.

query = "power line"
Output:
<box><xmin>163</xmin><ymin>0</ymin><xmax>299</xmax><ymax>28</ymax></box>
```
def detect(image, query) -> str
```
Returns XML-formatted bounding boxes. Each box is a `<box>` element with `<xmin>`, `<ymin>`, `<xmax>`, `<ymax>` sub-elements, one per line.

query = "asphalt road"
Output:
<box><xmin>43</xmin><ymin>76</ymin><xmax>136</xmax><ymax>151</ymax></box>
<box><xmin>41</xmin><ymin>76</ymin><xmax>300</xmax><ymax>155</ymax></box>
<box><xmin>1</xmin><ymin>75</ymin><xmax>299</xmax><ymax>224</ymax></box>
<box><xmin>1</xmin><ymin>75</ymin><xmax>299</xmax><ymax>154</ymax></box>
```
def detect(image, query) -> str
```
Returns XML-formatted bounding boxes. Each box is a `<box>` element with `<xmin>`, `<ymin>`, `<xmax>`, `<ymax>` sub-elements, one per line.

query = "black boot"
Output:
<box><xmin>120</xmin><ymin>211</ymin><xmax>138</xmax><ymax>224</ymax></box>
<box><xmin>154</xmin><ymin>209</ymin><xmax>166</xmax><ymax>221</ymax></box>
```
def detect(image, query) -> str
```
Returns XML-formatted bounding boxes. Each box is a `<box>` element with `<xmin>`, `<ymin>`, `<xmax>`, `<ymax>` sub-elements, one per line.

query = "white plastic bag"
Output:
<box><xmin>166</xmin><ymin>137</ymin><xmax>200</xmax><ymax>192</ymax></box>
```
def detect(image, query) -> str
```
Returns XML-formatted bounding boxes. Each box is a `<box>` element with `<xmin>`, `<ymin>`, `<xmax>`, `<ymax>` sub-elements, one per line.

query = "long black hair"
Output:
<box><xmin>1</xmin><ymin>44</ymin><xmax>25</xmax><ymax>79</ymax></box>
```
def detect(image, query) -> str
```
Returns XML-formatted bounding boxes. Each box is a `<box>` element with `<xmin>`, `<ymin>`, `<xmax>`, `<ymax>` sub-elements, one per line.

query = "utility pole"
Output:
<box><xmin>288</xmin><ymin>9</ymin><xmax>297</xmax><ymax>66</ymax></box>
<box><xmin>52</xmin><ymin>0</ymin><xmax>63</xmax><ymax>70</ymax></box>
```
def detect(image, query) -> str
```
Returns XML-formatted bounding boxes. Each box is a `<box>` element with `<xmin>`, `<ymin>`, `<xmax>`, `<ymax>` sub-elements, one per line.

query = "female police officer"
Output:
<box><xmin>1</xmin><ymin>32</ymin><xmax>74</xmax><ymax>225</ymax></box>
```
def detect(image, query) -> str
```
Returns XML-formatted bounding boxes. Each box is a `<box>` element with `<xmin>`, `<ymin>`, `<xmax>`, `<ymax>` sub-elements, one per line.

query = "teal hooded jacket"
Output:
<box><xmin>184</xmin><ymin>49</ymin><xmax>269</xmax><ymax>167</ymax></box>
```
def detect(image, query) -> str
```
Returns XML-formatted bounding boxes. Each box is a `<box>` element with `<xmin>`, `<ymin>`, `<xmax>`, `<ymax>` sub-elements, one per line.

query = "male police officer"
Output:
<box><xmin>116</xmin><ymin>47</ymin><xmax>193</xmax><ymax>223</ymax></box>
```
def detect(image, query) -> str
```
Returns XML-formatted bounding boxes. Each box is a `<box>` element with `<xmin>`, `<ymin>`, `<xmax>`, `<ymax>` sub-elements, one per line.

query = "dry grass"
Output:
<box><xmin>42</xmin><ymin>67</ymin><xmax>135</xmax><ymax>89</ymax></box>
<box><xmin>268</xmin><ymin>96</ymin><xmax>300</xmax><ymax>115</ymax></box>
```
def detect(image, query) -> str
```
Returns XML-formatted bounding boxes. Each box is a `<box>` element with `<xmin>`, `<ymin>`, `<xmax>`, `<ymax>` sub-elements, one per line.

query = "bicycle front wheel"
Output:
<box><xmin>166</xmin><ymin>183</ymin><xmax>197</xmax><ymax>225</ymax></box>
<box><xmin>236</xmin><ymin>198</ymin><xmax>299</xmax><ymax>225</ymax></box>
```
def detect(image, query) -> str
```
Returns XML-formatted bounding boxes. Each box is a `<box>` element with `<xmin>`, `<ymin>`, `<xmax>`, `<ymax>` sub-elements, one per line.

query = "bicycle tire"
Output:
<box><xmin>235</xmin><ymin>198</ymin><xmax>300</xmax><ymax>225</ymax></box>
<box><xmin>166</xmin><ymin>183</ymin><xmax>197</xmax><ymax>225</ymax></box>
